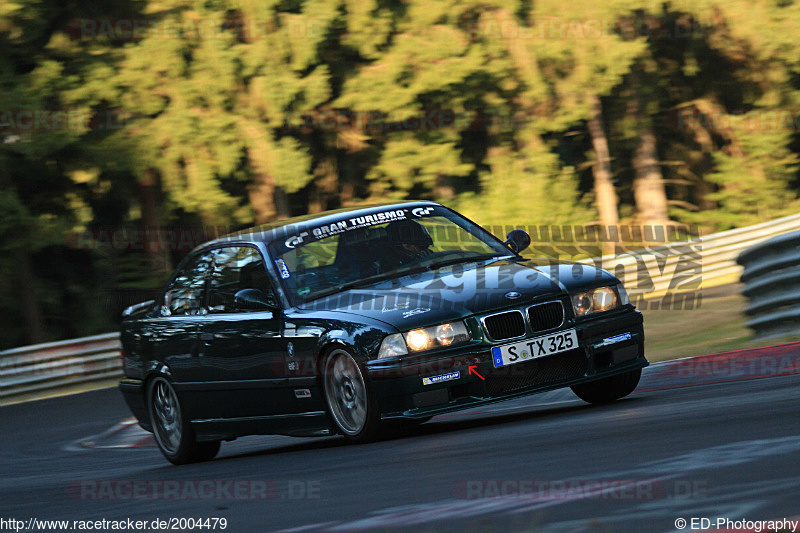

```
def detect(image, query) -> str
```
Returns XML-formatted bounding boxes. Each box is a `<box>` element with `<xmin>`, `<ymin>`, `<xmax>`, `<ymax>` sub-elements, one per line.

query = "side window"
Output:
<box><xmin>207</xmin><ymin>246</ymin><xmax>273</xmax><ymax>313</ymax></box>
<box><xmin>162</xmin><ymin>251</ymin><xmax>214</xmax><ymax>316</ymax></box>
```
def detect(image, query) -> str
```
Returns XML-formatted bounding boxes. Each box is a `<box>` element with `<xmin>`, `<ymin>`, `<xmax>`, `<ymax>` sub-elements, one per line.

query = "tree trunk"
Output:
<box><xmin>629</xmin><ymin>70</ymin><xmax>670</xmax><ymax>225</ymax></box>
<box><xmin>12</xmin><ymin>246</ymin><xmax>46</xmax><ymax>345</ymax></box>
<box><xmin>632</xmin><ymin>125</ymin><xmax>670</xmax><ymax>224</ymax></box>
<box><xmin>139</xmin><ymin>169</ymin><xmax>171</xmax><ymax>279</ymax></box>
<box><xmin>309</xmin><ymin>156</ymin><xmax>338</xmax><ymax>213</ymax></box>
<box><xmin>435</xmin><ymin>176</ymin><xmax>456</xmax><ymax>201</ymax></box>
<box><xmin>587</xmin><ymin>94</ymin><xmax>618</xmax><ymax>256</ymax></box>
<box><xmin>274</xmin><ymin>186</ymin><xmax>291</xmax><ymax>219</ymax></box>
<box><xmin>240</xmin><ymin>120</ymin><xmax>280</xmax><ymax>224</ymax></box>
<box><xmin>247</xmin><ymin>156</ymin><xmax>277</xmax><ymax>225</ymax></box>
<box><xmin>248</xmin><ymin>172</ymin><xmax>291</xmax><ymax>222</ymax></box>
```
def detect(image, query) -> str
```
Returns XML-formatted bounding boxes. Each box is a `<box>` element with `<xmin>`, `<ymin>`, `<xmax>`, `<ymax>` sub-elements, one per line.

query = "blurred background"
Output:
<box><xmin>1</xmin><ymin>0</ymin><xmax>799</xmax><ymax>350</ymax></box>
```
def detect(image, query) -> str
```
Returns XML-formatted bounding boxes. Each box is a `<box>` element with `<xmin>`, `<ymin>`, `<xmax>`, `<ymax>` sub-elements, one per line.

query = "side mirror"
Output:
<box><xmin>504</xmin><ymin>229</ymin><xmax>531</xmax><ymax>254</ymax></box>
<box><xmin>234</xmin><ymin>289</ymin><xmax>277</xmax><ymax>311</ymax></box>
<box><xmin>122</xmin><ymin>299</ymin><xmax>156</xmax><ymax>318</ymax></box>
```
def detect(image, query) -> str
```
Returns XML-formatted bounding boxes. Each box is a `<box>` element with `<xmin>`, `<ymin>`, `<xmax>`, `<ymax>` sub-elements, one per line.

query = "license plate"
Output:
<box><xmin>491</xmin><ymin>329</ymin><xmax>579</xmax><ymax>368</ymax></box>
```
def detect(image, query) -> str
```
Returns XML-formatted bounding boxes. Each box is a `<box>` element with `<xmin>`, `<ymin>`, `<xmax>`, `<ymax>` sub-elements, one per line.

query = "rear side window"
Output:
<box><xmin>207</xmin><ymin>246</ymin><xmax>273</xmax><ymax>313</ymax></box>
<box><xmin>162</xmin><ymin>251</ymin><xmax>214</xmax><ymax>316</ymax></box>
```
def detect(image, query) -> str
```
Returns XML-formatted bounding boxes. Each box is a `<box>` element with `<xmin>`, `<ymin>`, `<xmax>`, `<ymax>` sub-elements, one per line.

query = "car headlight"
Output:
<box><xmin>377</xmin><ymin>321</ymin><xmax>470</xmax><ymax>359</ymax></box>
<box><xmin>571</xmin><ymin>284</ymin><xmax>627</xmax><ymax>316</ymax></box>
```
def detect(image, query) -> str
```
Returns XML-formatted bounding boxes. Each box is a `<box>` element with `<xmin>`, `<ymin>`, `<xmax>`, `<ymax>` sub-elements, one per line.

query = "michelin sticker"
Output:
<box><xmin>275</xmin><ymin>258</ymin><xmax>291</xmax><ymax>279</ymax></box>
<box><xmin>422</xmin><ymin>371</ymin><xmax>460</xmax><ymax>386</ymax></box>
<box><xmin>598</xmin><ymin>332</ymin><xmax>631</xmax><ymax>347</ymax></box>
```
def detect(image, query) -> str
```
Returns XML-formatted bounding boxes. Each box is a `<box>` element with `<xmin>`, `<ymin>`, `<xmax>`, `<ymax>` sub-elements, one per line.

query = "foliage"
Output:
<box><xmin>2</xmin><ymin>0</ymin><xmax>800</xmax><ymax>347</ymax></box>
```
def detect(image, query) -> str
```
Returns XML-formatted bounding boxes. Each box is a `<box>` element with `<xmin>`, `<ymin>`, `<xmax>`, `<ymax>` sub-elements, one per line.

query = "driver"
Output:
<box><xmin>381</xmin><ymin>219</ymin><xmax>434</xmax><ymax>269</ymax></box>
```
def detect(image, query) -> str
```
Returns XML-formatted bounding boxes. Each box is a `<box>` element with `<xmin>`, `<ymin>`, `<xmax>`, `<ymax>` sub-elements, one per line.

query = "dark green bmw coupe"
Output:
<box><xmin>119</xmin><ymin>201</ymin><xmax>647</xmax><ymax>464</ymax></box>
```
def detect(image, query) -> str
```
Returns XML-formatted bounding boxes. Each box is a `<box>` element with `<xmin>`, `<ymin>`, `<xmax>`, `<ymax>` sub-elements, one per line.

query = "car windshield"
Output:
<box><xmin>267</xmin><ymin>206</ymin><xmax>513</xmax><ymax>305</ymax></box>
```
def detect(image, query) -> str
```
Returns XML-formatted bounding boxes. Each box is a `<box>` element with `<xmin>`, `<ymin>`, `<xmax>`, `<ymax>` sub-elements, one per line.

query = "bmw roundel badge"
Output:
<box><xmin>505</xmin><ymin>291</ymin><xmax>522</xmax><ymax>300</ymax></box>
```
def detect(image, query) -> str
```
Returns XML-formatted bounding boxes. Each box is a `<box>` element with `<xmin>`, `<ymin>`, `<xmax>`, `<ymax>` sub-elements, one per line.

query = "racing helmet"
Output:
<box><xmin>385</xmin><ymin>219</ymin><xmax>434</xmax><ymax>250</ymax></box>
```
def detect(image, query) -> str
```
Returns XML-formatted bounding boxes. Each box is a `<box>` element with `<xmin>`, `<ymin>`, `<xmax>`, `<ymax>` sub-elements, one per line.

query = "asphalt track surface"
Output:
<box><xmin>2</xmin><ymin>344</ymin><xmax>799</xmax><ymax>532</ymax></box>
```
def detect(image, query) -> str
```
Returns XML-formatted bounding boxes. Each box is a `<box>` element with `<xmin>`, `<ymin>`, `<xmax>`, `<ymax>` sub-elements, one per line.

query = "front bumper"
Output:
<box><xmin>366</xmin><ymin>308</ymin><xmax>646</xmax><ymax>418</ymax></box>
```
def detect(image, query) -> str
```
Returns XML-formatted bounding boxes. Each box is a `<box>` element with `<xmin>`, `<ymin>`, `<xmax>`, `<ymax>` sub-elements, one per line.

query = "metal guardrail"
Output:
<box><xmin>737</xmin><ymin>229</ymin><xmax>800</xmax><ymax>339</ymax></box>
<box><xmin>0</xmin><ymin>333</ymin><xmax>122</xmax><ymax>404</ymax></box>
<box><xmin>3</xmin><ymin>212</ymin><xmax>800</xmax><ymax>404</ymax></box>
<box><xmin>592</xmin><ymin>212</ymin><xmax>800</xmax><ymax>306</ymax></box>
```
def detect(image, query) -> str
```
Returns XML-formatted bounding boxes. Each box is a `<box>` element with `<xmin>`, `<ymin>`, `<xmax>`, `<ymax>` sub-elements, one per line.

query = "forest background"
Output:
<box><xmin>1</xmin><ymin>0</ymin><xmax>798</xmax><ymax>349</ymax></box>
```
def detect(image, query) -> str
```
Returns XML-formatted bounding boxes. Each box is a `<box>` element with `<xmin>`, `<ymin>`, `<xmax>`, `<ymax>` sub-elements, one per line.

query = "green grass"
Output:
<box><xmin>641</xmin><ymin>284</ymin><xmax>800</xmax><ymax>362</ymax></box>
<box><xmin>0</xmin><ymin>378</ymin><xmax>119</xmax><ymax>406</ymax></box>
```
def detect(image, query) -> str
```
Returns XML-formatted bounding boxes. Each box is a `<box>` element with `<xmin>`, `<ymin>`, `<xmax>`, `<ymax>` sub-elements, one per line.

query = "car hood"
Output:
<box><xmin>297</xmin><ymin>259</ymin><xmax>617</xmax><ymax>329</ymax></box>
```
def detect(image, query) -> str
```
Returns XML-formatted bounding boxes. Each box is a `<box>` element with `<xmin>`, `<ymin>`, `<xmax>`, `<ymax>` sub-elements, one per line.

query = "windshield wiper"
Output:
<box><xmin>299</xmin><ymin>253</ymin><xmax>510</xmax><ymax>302</ymax></box>
<box><xmin>424</xmin><ymin>253</ymin><xmax>511</xmax><ymax>271</ymax></box>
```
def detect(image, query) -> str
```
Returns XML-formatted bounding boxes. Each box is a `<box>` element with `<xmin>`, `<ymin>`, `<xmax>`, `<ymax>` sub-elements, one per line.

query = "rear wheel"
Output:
<box><xmin>571</xmin><ymin>369</ymin><xmax>642</xmax><ymax>405</ymax></box>
<box><xmin>148</xmin><ymin>376</ymin><xmax>220</xmax><ymax>464</ymax></box>
<box><xmin>322</xmin><ymin>348</ymin><xmax>383</xmax><ymax>443</ymax></box>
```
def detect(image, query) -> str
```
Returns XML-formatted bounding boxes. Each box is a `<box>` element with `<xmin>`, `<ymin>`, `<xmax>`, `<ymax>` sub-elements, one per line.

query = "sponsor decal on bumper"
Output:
<box><xmin>596</xmin><ymin>332</ymin><xmax>632</xmax><ymax>348</ymax></box>
<box><xmin>422</xmin><ymin>371</ymin><xmax>460</xmax><ymax>386</ymax></box>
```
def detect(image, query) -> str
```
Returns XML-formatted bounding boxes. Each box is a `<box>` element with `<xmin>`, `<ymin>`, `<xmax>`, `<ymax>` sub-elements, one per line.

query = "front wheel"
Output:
<box><xmin>571</xmin><ymin>369</ymin><xmax>642</xmax><ymax>405</ymax></box>
<box><xmin>322</xmin><ymin>348</ymin><xmax>384</xmax><ymax>443</ymax></box>
<box><xmin>148</xmin><ymin>376</ymin><xmax>220</xmax><ymax>465</ymax></box>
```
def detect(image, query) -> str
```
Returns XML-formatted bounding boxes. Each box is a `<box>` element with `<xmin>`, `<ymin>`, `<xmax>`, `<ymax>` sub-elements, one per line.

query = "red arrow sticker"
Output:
<box><xmin>468</xmin><ymin>365</ymin><xmax>485</xmax><ymax>380</ymax></box>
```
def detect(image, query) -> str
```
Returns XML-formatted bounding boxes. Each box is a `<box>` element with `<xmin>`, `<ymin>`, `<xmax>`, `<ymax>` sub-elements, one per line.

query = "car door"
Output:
<box><xmin>195</xmin><ymin>245</ymin><xmax>286</xmax><ymax>419</ymax></box>
<box><xmin>142</xmin><ymin>250</ymin><xmax>214</xmax><ymax>417</ymax></box>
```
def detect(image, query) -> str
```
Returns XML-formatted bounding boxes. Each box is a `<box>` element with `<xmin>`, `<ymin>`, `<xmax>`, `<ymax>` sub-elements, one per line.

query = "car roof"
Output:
<box><xmin>199</xmin><ymin>200</ymin><xmax>443</xmax><ymax>250</ymax></box>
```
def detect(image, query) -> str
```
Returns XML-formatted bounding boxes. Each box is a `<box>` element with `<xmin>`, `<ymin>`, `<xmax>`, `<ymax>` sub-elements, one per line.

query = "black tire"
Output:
<box><xmin>147</xmin><ymin>376</ymin><xmax>220</xmax><ymax>465</ymax></box>
<box><xmin>321</xmin><ymin>348</ymin><xmax>384</xmax><ymax>443</ymax></box>
<box><xmin>571</xmin><ymin>369</ymin><xmax>642</xmax><ymax>405</ymax></box>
